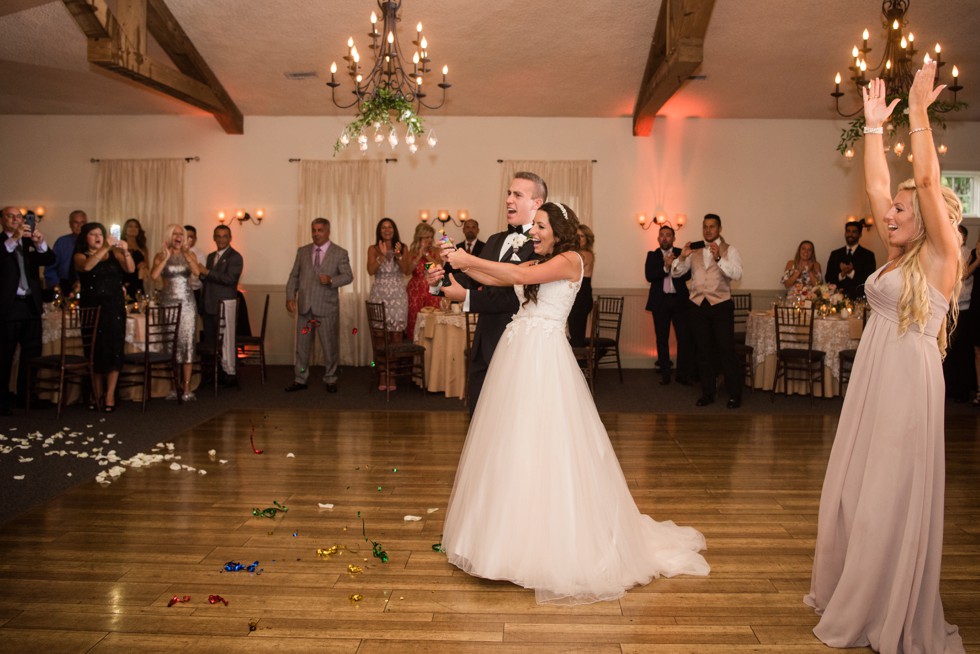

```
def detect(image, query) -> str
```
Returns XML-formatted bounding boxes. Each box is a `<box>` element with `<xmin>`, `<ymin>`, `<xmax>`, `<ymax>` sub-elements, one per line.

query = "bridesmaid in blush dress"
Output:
<box><xmin>804</xmin><ymin>63</ymin><xmax>965</xmax><ymax>654</ymax></box>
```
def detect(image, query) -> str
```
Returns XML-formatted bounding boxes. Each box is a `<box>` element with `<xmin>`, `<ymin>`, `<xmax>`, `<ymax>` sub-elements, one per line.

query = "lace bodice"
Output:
<box><xmin>507</xmin><ymin>254</ymin><xmax>583</xmax><ymax>340</ymax></box>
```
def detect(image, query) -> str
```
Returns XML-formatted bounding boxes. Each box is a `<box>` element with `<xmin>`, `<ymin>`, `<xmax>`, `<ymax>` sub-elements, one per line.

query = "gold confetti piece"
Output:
<box><xmin>348</xmin><ymin>594</ymin><xmax>363</xmax><ymax>602</ymax></box>
<box><xmin>347</xmin><ymin>564</ymin><xmax>363</xmax><ymax>574</ymax></box>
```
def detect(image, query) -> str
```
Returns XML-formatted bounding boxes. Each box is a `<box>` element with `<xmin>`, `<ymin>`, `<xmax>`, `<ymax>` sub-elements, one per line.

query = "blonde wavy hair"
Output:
<box><xmin>409</xmin><ymin>222</ymin><xmax>436</xmax><ymax>256</ymax></box>
<box><xmin>162</xmin><ymin>223</ymin><xmax>185</xmax><ymax>249</ymax></box>
<box><xmin>894</xmin><ymin>178</ymin><xmax>963</xmax><ymax>357</ymax></box>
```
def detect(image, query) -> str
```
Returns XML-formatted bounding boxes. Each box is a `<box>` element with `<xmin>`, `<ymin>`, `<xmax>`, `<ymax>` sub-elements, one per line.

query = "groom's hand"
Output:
<box><xmin>441</xmin><ymin>276</ymin><xmax>465</xmax><ymax>302</ymax></box>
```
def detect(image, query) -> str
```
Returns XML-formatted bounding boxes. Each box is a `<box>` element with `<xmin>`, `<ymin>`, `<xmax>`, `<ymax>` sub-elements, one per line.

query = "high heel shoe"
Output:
<box><xmin>971</xmin><ymin>392</ymin><xmax>980</xmax><ymax>407</ymax></box>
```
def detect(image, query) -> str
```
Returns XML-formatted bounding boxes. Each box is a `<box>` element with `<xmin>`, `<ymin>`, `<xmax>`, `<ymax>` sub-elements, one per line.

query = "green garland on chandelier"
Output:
<box><xmin>334</xmin><ymin>88</ymin><xmax>426</xmax><ymax>155</ymax></box>
<box><xmin>836</xmin><ymin>95</ymin><xmax>968</xmax><ymax>155</ymax></box>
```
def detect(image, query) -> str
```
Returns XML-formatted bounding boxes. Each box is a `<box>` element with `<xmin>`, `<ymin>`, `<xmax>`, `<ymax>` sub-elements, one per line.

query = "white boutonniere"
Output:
<box><xmin>512</xmin><ymin>233</ymin><xmax>529</xmax><ymax>249</ymax></box>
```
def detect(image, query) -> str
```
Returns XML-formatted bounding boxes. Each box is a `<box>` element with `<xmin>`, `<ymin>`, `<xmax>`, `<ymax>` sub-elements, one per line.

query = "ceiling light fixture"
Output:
<box><xmin>328</xmin><ymin>1</ymin><xmax>451</xmax><ymax>156</ymax></box>
<box><xmin>831</xmin><ymin>0</ymin><xmax>964</xmax><ymax>158</ymax></box>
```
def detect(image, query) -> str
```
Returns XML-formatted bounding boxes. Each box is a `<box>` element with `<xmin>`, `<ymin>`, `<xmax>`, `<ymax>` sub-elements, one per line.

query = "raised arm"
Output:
<box><xmin>907</xmin><ymin>61</ymin><xmax>960</xmax><ymax>269</ymax></box>
<box><xmin>446</xmin><ymin>248</ymin><xmax>579</xmax><ymax>286</ymax></box>
<box><xmin>862</xmin><ymin>77</ymin><xmax>901</xmax><ymax>258</ymax></box>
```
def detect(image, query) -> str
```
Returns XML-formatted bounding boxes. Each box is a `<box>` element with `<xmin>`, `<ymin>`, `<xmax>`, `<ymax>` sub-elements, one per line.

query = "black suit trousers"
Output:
<box><xmin>0</xmin><ymin>299</ymin><xmax>42</xmax><ymax>407</ymax></box>
<box><xmin>651</xmin><ymin>294</ymin><xmax>693</xmax><ymax>377</ymax></box>
<box><xmin>690</xmin><ymin>298</ymin><xmax>741</xmax><ymax>400</ymax></box>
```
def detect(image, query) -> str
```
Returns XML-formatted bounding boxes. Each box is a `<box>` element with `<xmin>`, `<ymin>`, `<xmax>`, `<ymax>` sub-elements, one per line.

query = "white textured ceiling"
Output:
<box><xmin>0</xmin><ymin>0</ymin><xmax>977</xmax><ymax>122</ymax></box>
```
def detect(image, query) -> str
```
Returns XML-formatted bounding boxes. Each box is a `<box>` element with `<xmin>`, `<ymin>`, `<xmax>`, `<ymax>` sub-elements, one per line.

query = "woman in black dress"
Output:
<box><xmin>567</xmin><ymin>224</ymin><xmax>595</xmax><ymax>347</ymax></box>
<box><xmin>73</xmin><ymin>223</ymin><xmax>134</xmax><ymax>411</ymax></box>
<box><xmin>121</xmin><ymin>218</ymin><xmax>149</xmax><ymax>299</ymax></box>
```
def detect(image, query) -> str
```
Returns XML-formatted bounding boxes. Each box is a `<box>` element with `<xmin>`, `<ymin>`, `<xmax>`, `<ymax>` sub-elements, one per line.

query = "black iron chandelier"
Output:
<box><xmin>831</xmin><ymin>0</ymin><xmax>965</xmax><ymax>158</ymax></box>
<box><xmin>328</xmin><ymin>0</ymin><xmax>451</xmax><ymax>155</ymax></box>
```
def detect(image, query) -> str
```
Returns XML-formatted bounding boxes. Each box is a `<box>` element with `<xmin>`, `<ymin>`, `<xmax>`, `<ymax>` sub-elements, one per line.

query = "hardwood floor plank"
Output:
<box><xmin>0</xmin><ymin>409</ymin><xmax>975</xmax><ymax>651</ymax></box>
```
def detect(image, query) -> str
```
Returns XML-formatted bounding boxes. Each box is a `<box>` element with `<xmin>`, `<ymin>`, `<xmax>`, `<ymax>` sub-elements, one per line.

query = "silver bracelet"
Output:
<box><xmin>909</xmin><ymin>126</ymin><xmax>932</xmax><ymax>136</ymax></box>
<box><xmin>863</xmin><ymin>126</ymin><xmax>883</xmax><ymax>135</ymax></box>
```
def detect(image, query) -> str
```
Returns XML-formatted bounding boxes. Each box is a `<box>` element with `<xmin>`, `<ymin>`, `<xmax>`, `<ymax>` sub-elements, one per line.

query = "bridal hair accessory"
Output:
<box><xmin>556</xmin><ymin>202</ymin><xmax>569</xmax><ymax>221</ymax></box>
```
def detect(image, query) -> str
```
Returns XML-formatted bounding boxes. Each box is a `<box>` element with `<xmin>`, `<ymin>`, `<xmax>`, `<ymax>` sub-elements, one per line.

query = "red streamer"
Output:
<box><xmin>250</xmin><ymin>422</ymin><xmax>263</xmax><ymax>454</ymax></box>
<box><xmin>168</xmin><ymin>595</ymin><xmax>191</xmax><ymax>607</ymax></box>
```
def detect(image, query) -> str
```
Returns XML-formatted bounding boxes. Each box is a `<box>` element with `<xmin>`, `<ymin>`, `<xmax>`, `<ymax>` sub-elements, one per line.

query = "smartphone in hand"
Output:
<box><xmin>110</xmin><ymin>223</ymin><xmax>122</xmax><ymax>241</ymax></box>
<box><xmin>689</xmin><ymin>240</ymin><xmax>706</xmax><ymax>250</ymax></box>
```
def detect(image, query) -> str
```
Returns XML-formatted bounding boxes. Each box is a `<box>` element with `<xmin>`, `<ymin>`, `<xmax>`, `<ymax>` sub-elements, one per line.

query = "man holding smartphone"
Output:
<box><xmin>671</xmin><ymin>213</ymin><xmax>744</xmax><ymax>409</ymax></box>
<box><xmin>1</xmin><ymin>206</ymin><xmax>55</xmax><ymax>415</ymax></box>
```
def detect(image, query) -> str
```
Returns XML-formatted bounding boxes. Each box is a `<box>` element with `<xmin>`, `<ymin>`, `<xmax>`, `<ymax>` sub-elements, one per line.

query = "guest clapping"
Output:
<box><xmin>781</xmin><ymin>240</ymin><xmax>823</xmax><ymax>290</ymax></box>
<box><xmin>151</xmin><ymin>224</ymin><xmax>201</xmax><ymax>401</ymax></box>
<box><xmin>405</xmin><ymin>222</ymin><xmax>443</xmax><ymax>338</ymax></box>
<box><xmin>367</xmin><ymin>218</ymin><xmax>411</xmax><ymax>391</ymax></box>
<box><xmin>73</xmin><ymin>223</ymin><xmax>134</xmax><ymax>412</ymax></box>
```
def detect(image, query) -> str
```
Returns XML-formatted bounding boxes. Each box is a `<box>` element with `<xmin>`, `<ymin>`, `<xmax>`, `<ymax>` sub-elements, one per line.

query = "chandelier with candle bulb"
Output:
<box><xmin>831</xmin><ymin>0</ymin><xmax>965</xmax><ymax>160</ymax></box>
<box><xmin>328</xmin><ymin>0</ymin><xmax>450</xmax><ymax>155</ymax></box>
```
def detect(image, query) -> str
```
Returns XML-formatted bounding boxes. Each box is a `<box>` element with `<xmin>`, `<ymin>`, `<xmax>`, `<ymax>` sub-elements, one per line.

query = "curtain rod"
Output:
<box><xmin>289</xmin><ymin>158</ymin><xmax>398</xmax><ymax>163</ymax></box>
<box><xmin>90</xmin><ymin>156</ymin><xmax>200</xmax><ymax>163</ymax></box>
<box><xmin>496</xmin><ymin>159</ymin><xmax>597</xmax><ymax>163</ymax></box>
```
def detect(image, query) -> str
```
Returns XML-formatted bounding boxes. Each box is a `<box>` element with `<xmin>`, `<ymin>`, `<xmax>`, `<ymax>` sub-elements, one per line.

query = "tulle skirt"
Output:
<box><xmin>443</xmin><ymin>316</ymin><xmax>709</xmax><ymax>604</ymax></box>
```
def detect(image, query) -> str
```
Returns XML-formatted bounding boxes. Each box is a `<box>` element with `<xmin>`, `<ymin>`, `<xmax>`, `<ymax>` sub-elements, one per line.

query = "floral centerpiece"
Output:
<box><xmin>787</xmin><ymin>282</ymin><xmax>848</xmax><ymax>315</ymax></box>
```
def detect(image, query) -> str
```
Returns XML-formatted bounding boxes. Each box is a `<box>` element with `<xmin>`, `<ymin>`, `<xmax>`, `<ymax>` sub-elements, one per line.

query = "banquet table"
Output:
<box><xmin>12</xmin><ymin>306</ymin><xmax>198</xmax><ymax>403</ymax></box>
<box><xmin>412</xmin><ymin>307</ymin><xmax>467</xmax><ymax>399</ymax></box>
<box><xmin>745</xmin><ymin>309</ymin><xmax>863</xmax><ymax>397</ymax></box>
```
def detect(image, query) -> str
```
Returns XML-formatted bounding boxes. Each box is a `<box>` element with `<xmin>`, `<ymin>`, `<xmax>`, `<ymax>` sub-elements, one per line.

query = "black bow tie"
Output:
<box><xmin>508</xmin><ymin>224</ymin><xmax>525</xmax><ymax>235</ymax></box>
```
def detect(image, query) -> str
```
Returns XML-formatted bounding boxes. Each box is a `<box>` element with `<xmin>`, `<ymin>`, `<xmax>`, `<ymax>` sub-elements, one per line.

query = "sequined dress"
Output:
<box><xmin>158</xmin><ymin>254</ymin><xmax>197</xmax><ymax>363</ymax></box>
<box><xmin>442</xmin><ymin>254</ymin><xmax>710</xmax><ymax>604</ymax></box>
<box><xmin>78</xmin><ymin>256</ymin><xmax>126</xmax><ymax>373</ymax></box>
<box><xmin>368</xmin><ymin>251</ymin><xmax>408</xmax><ymax>332</ymax></box>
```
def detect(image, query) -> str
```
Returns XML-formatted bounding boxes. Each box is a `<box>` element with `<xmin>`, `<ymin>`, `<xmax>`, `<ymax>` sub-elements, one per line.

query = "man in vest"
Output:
<box><xmin>671</xmin><ymin>213</ymin><xmax>744</xmax><ymax>409</ymax></box>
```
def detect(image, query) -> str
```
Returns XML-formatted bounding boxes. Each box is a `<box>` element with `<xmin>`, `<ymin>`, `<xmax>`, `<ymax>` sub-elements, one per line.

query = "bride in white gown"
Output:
<box><xmin>441</xmin><ymin>202</ymin><xmax>709</xmax><ymax>605</ymax></box>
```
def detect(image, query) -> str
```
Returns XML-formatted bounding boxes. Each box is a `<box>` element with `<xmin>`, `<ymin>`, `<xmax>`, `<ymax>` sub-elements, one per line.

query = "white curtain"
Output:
<box><xmin>498</xmin><ymin>160</ymin><xmax>594</xmax><ymax>229</ymax></box>
<box><xmin>95</xmin><ymin>159</ymin><xmax>186</xmax><ymax>253</ymax></box>
<box><xmin>298</xmin><ymin>160</ymin><xmax>384</xmax><ymax>366</ymax></box>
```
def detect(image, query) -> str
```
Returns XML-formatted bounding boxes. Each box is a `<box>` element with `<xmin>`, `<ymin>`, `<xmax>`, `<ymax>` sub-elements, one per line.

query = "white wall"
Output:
<box><xmin>3</xmin><ymin>113</ymin><xmax>978</xmax><ymax>364</ymax></box>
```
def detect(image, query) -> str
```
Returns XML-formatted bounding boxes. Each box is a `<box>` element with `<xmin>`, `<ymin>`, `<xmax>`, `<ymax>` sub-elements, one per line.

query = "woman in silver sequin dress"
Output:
<box><xmin>151</xmin><ymin>224</ymin><xmax>201</xmax><ymax>401</ymax></box>
<box><xmin>367</xmin><ymin>217</ymin><xmax>411</xmax><ymax>390</ymax></box>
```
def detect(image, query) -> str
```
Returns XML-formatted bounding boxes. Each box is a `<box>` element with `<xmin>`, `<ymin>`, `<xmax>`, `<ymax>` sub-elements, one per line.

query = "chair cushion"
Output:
<box><xmin>839</xmin><ymin>348</ymin><xmax>857</xmax><ymax>361</ymax></box>
<box><xmin>31</xmin><ymin>354</ymin><xmax>88</xmax><ymax>367</ymax></box>
<box><xmin>778</xmin><ymin>348</ymin><xmax>825</xmax><ymax>360</ymax></box>
<box><xmin>124</xmin><ymin>352</ymin><xmax>172</xmax><ymax>364</ymax></box>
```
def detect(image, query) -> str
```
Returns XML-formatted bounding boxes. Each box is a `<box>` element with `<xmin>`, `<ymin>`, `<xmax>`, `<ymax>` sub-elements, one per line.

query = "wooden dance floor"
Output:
<box><xmin>0</xmin><ymin>409</ymin><xmax>977</xmax><ymax>652</ymax></box>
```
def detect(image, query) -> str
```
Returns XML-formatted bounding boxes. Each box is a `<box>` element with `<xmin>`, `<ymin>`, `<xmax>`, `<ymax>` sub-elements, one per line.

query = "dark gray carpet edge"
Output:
<box><xmin>2</xmin><ymin>364</ymin><xmax>977</xmax><ymax>526</ymax></box>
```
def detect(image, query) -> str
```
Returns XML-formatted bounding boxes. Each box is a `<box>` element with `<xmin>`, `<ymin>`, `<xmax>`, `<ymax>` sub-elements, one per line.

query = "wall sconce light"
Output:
<box><xmin>235</xmin><ymin>208</ymin><xmax>264</xmax><ymax>226</ymax></box>
<box><xmin>637</xmin><ymin>211</ymin><xmax>686</xmax><ymax>231</ymax></box>
<box><xmin>846</xmin><ymin>214</ymin><xmax>874</xmax><ymax>230</ymax></box>
<box><xmin>20</xmin><ymin>206</ymin><xmax>45</xmax><ymax>224</ymax></box>
<box><xmin>420</xmin><ymin>208</ymin><xmax>466</xmax><ymax>227</ymax></box>
<box><xmin>217</xmin><ymin>208</ymin><xmax>265</xmax><ymax>225</ymax></box>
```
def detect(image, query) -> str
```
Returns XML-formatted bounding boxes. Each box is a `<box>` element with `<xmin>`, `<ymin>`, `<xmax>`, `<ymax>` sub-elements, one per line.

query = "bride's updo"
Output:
<box><xmin>523</xmin><ymin>202</ymin><xmax>581</xmax><ymax>305</ymax></box>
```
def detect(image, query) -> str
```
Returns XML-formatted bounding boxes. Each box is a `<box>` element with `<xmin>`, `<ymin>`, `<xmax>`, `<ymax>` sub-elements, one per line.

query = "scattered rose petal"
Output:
<box><xmin>286</xmin><ymin>453</ymin><xmax>295</xmax><ymax>458</ymax></box>
<box><xmin>427</xmin><ymin>508</ymin><xmax>439</xmax><ymax>514</ymax></box>
<box><xmin>404</xmin><ymin>515</ymin><xmax>422</xmax><ymax>521</ymax></box>
<box><xmin>13</xmin><ymin>475</ymin><xmax>25</xmax><ymax>480</ymax></box>
<box><xmin>318</xmin><ymin>503</ymin><xmax>334</xmax><ymax>509</ymax></box>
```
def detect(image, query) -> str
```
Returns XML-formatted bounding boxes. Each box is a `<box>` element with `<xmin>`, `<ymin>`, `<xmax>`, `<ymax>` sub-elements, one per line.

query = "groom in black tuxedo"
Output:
<box><xmin>826</xmin><ymin>221</ymin><xmax>877</xmax><ymax>300</ymax></box>
<box><xmin>432</xmin><ymin>171</ymin><xmax>546</xmax><ymax>412</ymax></box>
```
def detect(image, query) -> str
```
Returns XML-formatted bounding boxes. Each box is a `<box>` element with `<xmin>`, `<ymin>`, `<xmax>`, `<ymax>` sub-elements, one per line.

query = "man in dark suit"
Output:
<box><xmin>199</xmin><ymin>224</ymin><xmax>243</xmax><ymax>387</ymax></box>
<box><xmin>1</xmin><ymin>206</ymin><xmax>55</xmax><ymax>415</ymax></box>
<box><xmin>645</xmin><ymin>225</ymin><xmax>693</xmax><ymax>386</ymax></box>
<box><xmin>460</xmin><ymin>218</ymin><xmax>485</xmax><ymax>256</ymax></box>
<box><xmin>826</xmin><ymin>221</ymin><xmax>877</xmax><ymax>300</ymax></box>
<box><xmin>432</xmin><ymin>172</ymin><xmax>546</xmax><ymax>412</ymax></box>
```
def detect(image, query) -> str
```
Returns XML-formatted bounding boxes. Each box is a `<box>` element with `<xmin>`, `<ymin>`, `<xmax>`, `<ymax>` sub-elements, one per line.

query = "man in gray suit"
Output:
<box><xmin>199</xmin><ymin>224</ymin><xmax>243</xmax><ymax>386</ymax></box>
<box><xmin>285</xmin><ymin>218</ymin><xmax>353</xmax><ymax>393</ymax></box>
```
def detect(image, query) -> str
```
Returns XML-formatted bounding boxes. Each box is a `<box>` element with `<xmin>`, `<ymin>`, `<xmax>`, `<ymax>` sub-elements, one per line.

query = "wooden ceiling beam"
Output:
<box><xmin>633</xmin><ymin>0</ymin><xmax>716</xmax><ymax>136</ymax></box>
<box><xmin>61</xmin><ymin>0</ymin><xmax>243</xmax><ymax>134</ymax></box>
